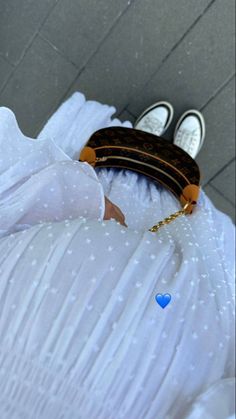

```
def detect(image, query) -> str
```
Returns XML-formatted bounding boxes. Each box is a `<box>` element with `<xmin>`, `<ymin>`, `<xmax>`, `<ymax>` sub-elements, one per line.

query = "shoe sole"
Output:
<box><xmin>173</xmin><ymin>109</ymin><xmax>206</xmax><ymax>157</ymax></box>
<box><xmin>134</xmin><ymin>100</ymin><xmax>174</xmax><ymax>135</ymax></box>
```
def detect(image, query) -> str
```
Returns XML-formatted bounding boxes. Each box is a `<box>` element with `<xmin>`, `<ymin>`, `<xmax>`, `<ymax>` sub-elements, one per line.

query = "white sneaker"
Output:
<box><xmin>134</xmin><ymin>101</ymin><xmax>174</xmax><ymax>136</ymax></box>
<box><xmin>173</xmin><ymin>110</ymin><xmax>206</xmax><ymax>159</ymax></box>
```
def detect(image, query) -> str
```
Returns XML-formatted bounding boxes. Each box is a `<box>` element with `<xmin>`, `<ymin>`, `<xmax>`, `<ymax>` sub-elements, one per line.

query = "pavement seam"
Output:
<box><xmin>34</xmin><ymin>0</ymin><xmax>136</xmax><ymax>136</ymax></box>
<box><xmin>0</xmin><ymin>0</ymin><xmax>61</xmax><ymax>96</ymax></box>
<box><xmin>124</xmin><ymin>0</ymin><xmax>216</xmax><ymax>114</ymax></box>
<box><xmin>200</xmin><ymin>72</ymin><xmax>235</xmax><ymax>111</ymax></box>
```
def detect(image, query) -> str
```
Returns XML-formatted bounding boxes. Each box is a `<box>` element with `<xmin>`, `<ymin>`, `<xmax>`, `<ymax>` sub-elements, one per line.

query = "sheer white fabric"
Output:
<box><xmin>0</xmin><ymin>106</ymin><xmax>106</xmax><ymax>238</ymax></box>
<box><xmin>0</xmin><ymin>92</ymin><xmax>235</xmax><ymax>419</ymax></box>
<box><xmin>183</xmin><ymin>378</ymin><xmax>235</xmax><ymax>419</ymax></box>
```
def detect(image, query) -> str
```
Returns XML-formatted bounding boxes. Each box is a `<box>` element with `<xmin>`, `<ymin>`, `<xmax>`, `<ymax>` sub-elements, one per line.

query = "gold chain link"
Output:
<box><xmin>148</xmin><ymin>202</ymin><xmax>191</xmax><ymax>232</ymax></box>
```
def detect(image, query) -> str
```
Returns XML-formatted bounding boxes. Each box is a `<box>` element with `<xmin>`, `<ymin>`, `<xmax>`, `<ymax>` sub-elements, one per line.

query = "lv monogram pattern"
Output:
<box><xmin>84</xmin><ymin>127</ymin><xmax>201</xmax><ymax>199</ymax></box>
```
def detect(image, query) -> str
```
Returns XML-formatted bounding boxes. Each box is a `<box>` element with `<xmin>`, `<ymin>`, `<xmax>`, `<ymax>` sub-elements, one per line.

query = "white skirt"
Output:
<box><xmin>0</xmin><ymin>92</ymin><xmax>235</xmax><ymax>419</ymax></box>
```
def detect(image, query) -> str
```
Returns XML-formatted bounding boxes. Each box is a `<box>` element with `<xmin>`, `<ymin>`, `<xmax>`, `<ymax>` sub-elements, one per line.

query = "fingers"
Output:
<box><xmin>103</xmin><ymin>196</ymin><xmax>128</xmax><ymax>227</ymax></box>
<box><xmin>112</xmin><ymin>205</ymin><xmax>128</xmax><ymax>227</ymax></box>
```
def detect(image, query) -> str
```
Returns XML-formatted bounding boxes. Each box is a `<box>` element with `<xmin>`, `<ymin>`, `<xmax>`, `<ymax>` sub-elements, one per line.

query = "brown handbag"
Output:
<box><xmin>79</xmin><ymin>127</ymin><xmax>201</xmax><ymax>232</ymax></box>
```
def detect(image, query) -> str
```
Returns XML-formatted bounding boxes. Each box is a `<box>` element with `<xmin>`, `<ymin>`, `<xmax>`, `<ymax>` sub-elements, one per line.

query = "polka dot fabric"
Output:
<box><xmin>0</xmin><ymin>107</ymin><xmax>106</xmax><ymax>237</ymax></box>
<box><xmin>0</xmin><ymin>92</ymin><xmax>235</xmax><ymax>419</ymax></box>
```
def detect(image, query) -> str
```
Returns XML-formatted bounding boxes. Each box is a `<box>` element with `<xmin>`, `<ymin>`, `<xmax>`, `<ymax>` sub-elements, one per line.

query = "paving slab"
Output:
<box><xmin>0</xmin><ymin>36</ymin><xmax>78</xmax><ymax>137</ymax></box>
<box><xmin>210</xmin><ymin>159</ymin><xmax>235</xmax><ymax>206</ymax></box>
<box><xmin>0</xmin><ymin>0</ymin><xmax>58</xmax><ymax>65</ymax></box>
<box><xmin>41</xmin><ymin>0</ymin><xmax>131</xmax><ymax>68</ymax></box>
<box><xmin>128</xmin><ymin>0</ymin><xmax>235</xmax><ymax>120</ymax></box>
<box><xmin>66</xmin><ymin>0</ymin><xmax>212</xmax><ymax>112</ymax></box>
<box><xmin>0</xmin><ymin>56</ymin><xmax>13</xmax><ymax>93</ymax></box>
<box><xmin>195</xmin><ymin>76</ymin><xmax>235</xmax><ymax>185</ymax></box>
<box><xmin>204</xmin><ymin>184</ymin><xmax>235</xmax><ymax>224</ymax></box>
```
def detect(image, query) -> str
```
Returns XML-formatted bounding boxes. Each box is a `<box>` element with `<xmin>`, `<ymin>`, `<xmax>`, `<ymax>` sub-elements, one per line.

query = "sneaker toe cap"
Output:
<box><xmin>180</xmin><ymin>116</ymin><xmax>201</xmax><ymax>132</ymax></box>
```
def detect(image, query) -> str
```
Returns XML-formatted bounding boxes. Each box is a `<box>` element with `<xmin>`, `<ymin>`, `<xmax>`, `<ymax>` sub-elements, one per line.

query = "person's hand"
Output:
<box><xmin>103</xmin><ymin>196</ymin><xmax>128</xmax><ymax>227</ymax></box>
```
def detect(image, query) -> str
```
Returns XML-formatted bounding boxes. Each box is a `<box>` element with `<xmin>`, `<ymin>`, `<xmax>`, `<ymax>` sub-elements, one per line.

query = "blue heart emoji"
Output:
<box><xmin>155</xmin><ymin>293</ymin><xmax>171</xmax><ymax>309</ymax></box>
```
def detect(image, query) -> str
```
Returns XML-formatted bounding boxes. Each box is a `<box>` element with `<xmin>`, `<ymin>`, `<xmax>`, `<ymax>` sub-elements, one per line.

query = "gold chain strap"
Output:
<box><xmin>148</xmin><ymin>202</ymin><xmax>191</xmax><ymax>232</ymax></box>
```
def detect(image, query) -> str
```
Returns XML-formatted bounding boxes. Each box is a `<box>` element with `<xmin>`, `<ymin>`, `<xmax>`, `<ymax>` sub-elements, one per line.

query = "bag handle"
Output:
<box><xmin>79</xmin><ymin>127</ymin><xmax>201</xmax><ymax>232</ymax></box>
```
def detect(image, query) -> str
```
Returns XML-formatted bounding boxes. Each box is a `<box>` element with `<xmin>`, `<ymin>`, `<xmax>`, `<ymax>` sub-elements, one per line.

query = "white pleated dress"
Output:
<box><xmin>0</xmin><ymin>92</ymin><xmax>235</xmax><ymax>419</ymax></box>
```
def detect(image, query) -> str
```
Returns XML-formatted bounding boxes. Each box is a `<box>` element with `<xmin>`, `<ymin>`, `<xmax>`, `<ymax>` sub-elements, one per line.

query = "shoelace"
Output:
<box><xmin>175</xmin><ymin>128</ymin><xmax>200</xmax><ymax>152</ymax></box>
<box><xmin>139</xmin><ymin>114</ymin><xmax>164</xmax><ymax>135</ymax></box>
